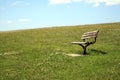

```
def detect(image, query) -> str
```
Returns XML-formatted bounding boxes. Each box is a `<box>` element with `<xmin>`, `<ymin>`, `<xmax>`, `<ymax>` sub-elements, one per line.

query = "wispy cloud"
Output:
<box><xmin>0</xmin><ymin>7</ymin><xmax>6</xmax><ymax>10</ymax></box>
<box><xmin>49</xmin><ymin>0</ymin><xmax>72</xmax><ymax>4</ymax></box>
<box><xmin>49</xmin><ymin>0</ymin><xmax>83</xmax><ymax>5</ymax></box>
<box><xmin>11</xmin><ymin>1</ymin><xmax>30</xmax><ymax>6</ymax></box>
<box><xmin>7</xmin><ymin>20</ymin><xmax>13</xmax><ymax>24</ymax></box>
<box><xmin>6</xmin><ymin>18</ymin><xmax>31</xmax><ymax>24</ymax></box>
<box><xmin>49</xmin><ymin>0</ymin><xmax>120</xmax><ymax>6</ymax></box>
<box><xmin>94</xmin><ymin>3</ymin><xmax>100</xmax><ymax>7</ymax></box>
<box><xmin>85</xmin><ymin>0</ymin><xmax>120</xmax><ymax>6</ymax></box>
<box><xmin>18</xmin><ymin>18</ymin><xmax>31</xmax><ymax>23</ymax></box>
<box><xmin>0</xmin><ymin>1</ymin><xmax>30</xmax><ymax>11</ymax></box>
<box><xmin>66</xmin><ymin>5</ymin><xmax>71</xmax><ymax>8</ymax></box>
<box><xmin>11</xmin><ymin>1</ymin><xmax>22</xmax><ymax>6</ymax></box>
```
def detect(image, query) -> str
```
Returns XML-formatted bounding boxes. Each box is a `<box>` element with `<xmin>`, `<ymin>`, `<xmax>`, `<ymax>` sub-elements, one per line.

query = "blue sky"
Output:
<box><xmin>0</xmin><ymin>0</ymin><xmax>120</xmax><ymax>31</ymax></box>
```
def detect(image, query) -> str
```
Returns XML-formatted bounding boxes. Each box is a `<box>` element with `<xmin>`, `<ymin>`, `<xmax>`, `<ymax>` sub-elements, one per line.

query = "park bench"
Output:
<box><xmin>71</xmin><ymin>30</ymin><xmax>99</xmax><ymax>55</ymax></box>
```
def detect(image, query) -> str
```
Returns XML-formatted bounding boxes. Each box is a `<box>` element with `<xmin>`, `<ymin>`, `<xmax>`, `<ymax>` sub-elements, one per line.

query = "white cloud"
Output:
<box><xmin>49</xmin><ymin>0</ymin><xmax>120</xmax><ymax>6</ymax></box>
<box><xmin>49</xmin><ymin>0</ymin><xmax>72</xmax><ymax>4</ymax></box>
<box><xmin>0</xmin><ymin>7</ymin><xmax>5</xmax><ymax>10</ymax></box>
<box><xmin>73</xmin><ymin>0</ymin><xmax>82</xmax><ymax>3</ymax></box>
<box><xmin>11</xmin><ymin>1</ymin><xmax>30</xmax><ymax>6</ymax></box>
<box><xmin>85</xmin><ymin>0</ymin><xmax>120</xmax><ymax>6</ymax></box>
<box><xmin>94</xmin><ymin>3</ymin><xmax>100</xmax><ymax>7</ymax></box>
<box><xmin>18</xmin><ymin>18</ymin><xmax>31</xmax><ymax>23</ymax></box>
<box><xmin>6</xmin><ymin>18</ymin><xmax>31</xmax><ymax>24</ymax></box>
<box><xmin>49</xmin><ymin>0</ymin><xmax>83</xmax><ymax>4</ymax></box>
<box><xmin>7</xmin><ymin>20</ymin><xmax>13</xmax><ymax>24</ymax></box>
<box><xmin>11</xmin><ymin>1</ymin><xmax>23</xmax><ymax>6</ymax></box>
<box><xmin>105</xmin><ymin>0</ymin><xmax>120</xmax><ymax>6</ymax></box>
<box><xmin>67</xmin><ymin>5</ymin><xmax>71</xmax><ymax>8</ymax></box>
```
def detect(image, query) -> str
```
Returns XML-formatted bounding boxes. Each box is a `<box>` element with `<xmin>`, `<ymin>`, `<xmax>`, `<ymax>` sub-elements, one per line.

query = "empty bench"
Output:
<box><xmin>71</xmin><ymin>30</ymin><xmax>99</xmax><ymax>55</ymax></box>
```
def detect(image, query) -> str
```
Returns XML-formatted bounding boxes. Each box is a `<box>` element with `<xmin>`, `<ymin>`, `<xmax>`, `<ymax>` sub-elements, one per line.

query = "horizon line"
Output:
<box><xmin>0</xmin><ymin>22</ymin><xmax>120</xmax><ymax>32</ymax></box>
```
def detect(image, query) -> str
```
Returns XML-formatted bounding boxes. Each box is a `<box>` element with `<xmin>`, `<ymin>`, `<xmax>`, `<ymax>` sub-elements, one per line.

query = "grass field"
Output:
<box><xmin>0</xmin><ymin>23</ymin><xmax>120</xmax><ymax>80</ymax></box>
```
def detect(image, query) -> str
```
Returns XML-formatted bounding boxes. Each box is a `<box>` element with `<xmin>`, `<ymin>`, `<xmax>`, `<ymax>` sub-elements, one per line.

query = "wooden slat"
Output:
<box><xmin>71</xmin><ymin>42</ymin><xmax>87</xmax><ymax>45</ymax></box>
<box><xmin>71</xmin><ymin>30</ymin><xmax>99</xmax><ymax>45</ymax></box>
<box><xmin>83</xmin><ymin>32</ymin><xmax>97</xmax><ymax>36</ymax></box>
<box><xmin>84</xmin><ymin>30</ymin><xmax>98</xmax><ymax>34</ymax></box>
<box><xmin>81</xmin><ymin>30</ymin><xmax>99</xmax><ymax>39</ymax></box>
<box><xmin>82</xmin><ymin>34</ymin><xmax>96</xmax><ymax>37</ymax></box>
<box><xmin>81</xmin><ymin>36</ymin><xmax>95</xmax><ymax>39</ymax></box>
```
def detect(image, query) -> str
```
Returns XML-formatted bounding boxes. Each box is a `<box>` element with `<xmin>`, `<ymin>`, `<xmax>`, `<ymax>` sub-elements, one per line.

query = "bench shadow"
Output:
<box><xmin>90</xmin><ymin>49</ymin><xmax>107</xmax><ymax>55</ymax></box>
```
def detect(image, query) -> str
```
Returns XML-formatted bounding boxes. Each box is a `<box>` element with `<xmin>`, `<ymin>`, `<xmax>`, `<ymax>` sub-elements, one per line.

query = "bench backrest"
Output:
<box><xmin>81</xmin><ymin>30</ymin><xmax>99</xmax><ymax>43</ymax></box>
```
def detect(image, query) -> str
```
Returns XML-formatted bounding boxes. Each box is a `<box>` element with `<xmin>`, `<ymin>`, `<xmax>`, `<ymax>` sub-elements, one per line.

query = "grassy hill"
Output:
<box><xmin>0</xmin><ymin>23</ymin><xmax>120</xmax><ymax>80</ymax></box>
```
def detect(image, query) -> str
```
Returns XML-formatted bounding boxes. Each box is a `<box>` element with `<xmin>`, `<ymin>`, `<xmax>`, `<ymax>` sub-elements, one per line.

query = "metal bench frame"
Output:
<box><xmin>71</xmin><ymin>30</ymin><xmax>99</xmax><ymax>55</ymax></box>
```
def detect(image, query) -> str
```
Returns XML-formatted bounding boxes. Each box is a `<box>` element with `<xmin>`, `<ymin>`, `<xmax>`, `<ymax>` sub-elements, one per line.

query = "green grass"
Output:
<box><xmin>0</xmin><ymin>23</ymin><xmax>120</xmax><ymax>80</ymax></box>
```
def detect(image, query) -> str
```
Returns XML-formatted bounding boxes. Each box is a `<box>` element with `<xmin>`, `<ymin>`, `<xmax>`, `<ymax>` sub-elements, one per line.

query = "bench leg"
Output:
<box><xmin>83</xmin><ymin>46</ymin><xmax>87</xmax><ymax>55</ymax></box>
<box><xmin>79</xmin><ymin>44</ymin><xmax>91</xmax><ymax>55</ymax></box>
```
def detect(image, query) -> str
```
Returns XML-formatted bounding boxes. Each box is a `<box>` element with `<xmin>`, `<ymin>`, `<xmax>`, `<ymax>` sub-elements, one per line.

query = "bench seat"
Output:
<box><xmin>71</xmin><ymin>42</ymin><xmax>87</xmax><ymax>44</ymax></box>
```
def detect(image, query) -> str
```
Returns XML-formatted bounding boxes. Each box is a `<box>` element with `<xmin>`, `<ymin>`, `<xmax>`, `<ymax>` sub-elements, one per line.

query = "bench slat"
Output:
<box><xmin>81</xmin><ymin>36</ymin><xmax>96</xmax><ymax>39</ymax></box>
<box><xmin>84</xmin><ymin>30</ymin><xmax>98</xmax><ymax>34</ymax></box>
<box><xmin>82</xmin><ymin>35</ymin><xmax>96</xmax><ymax>37</ymax></box>
<box><xmin>71</xmin><ymin>42</ymin><xmax>87</xmax><ymax>45</ymax></box>
<box><xmin>81</xmin><ymin>30</ymin><xmax>99</xmax><ymax>39</ymax></box>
